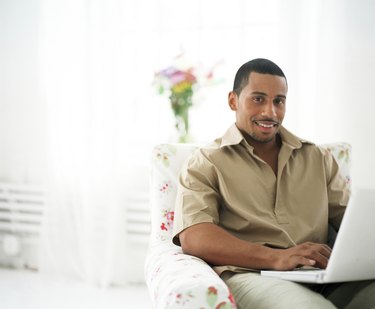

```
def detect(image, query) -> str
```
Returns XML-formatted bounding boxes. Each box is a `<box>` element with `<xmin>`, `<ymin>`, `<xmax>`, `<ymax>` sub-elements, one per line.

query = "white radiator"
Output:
<box><xmin>126</xmin><ymin>194</ymin><xmax>150</xmax><ymax>244</ymax></box>
<box><xmin>125</xmin><ymin>193</ymin><xmax>150</xmax><ymax>283</ymax></box>
<box><xmin>0</xmin><ymin>182</ymin><xmax>45</xmax><ymax>269</ymax></box>
<box><xmin>0</xmin><ymin>181</ymin><xmax>151</xmax><ymax>282</ymax></box>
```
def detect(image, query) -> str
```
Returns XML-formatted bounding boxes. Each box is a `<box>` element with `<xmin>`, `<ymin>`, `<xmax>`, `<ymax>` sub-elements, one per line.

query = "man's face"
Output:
<box><xmin>228</xmin><ymin>72</ymin><xmax>287</xmax><ymax>144</ymax></box>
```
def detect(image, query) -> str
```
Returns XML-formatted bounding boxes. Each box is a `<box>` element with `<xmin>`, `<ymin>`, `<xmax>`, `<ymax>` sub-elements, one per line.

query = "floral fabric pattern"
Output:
<box><xmin>321</xmin><ymin>142</ymin><xmax>352</xmax><ymax>185</ymax></box>
<box><xmin>145</xmin><ymin>142</ymin><xmax>351</xmax><ymax>309</ymax></box>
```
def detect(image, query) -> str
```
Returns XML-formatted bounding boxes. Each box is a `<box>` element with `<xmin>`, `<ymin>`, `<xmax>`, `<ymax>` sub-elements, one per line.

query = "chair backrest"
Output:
<box><xmin>149</xmin><ymin>144</ymin><xmax>199</xmax><ymax>245</ymax></box>
<box><xmin>149</xmin><ymin>142</ymin><xmax>352</xmax><ymax>245</ymax></box>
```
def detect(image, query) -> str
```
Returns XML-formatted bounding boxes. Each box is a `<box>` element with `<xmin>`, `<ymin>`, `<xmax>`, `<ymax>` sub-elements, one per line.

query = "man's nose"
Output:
<box><xmin>261</xmin><ymin>102</ymin><xmax>277</xmax><ymax>118</ymax></box>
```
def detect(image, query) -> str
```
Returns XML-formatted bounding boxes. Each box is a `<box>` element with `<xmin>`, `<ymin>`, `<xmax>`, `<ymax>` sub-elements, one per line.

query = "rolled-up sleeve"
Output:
<box><xmin>172</xmin><ymin>150</ymin><xmax>221</xmax><ymax>246</ymax></box>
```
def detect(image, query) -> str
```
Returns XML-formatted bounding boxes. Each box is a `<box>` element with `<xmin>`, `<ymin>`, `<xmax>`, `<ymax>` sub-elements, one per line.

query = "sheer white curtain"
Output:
<box><xmin>38</xmin><ymin>0</ymin><xmax>132</xmax><ymax>286</ymax></box>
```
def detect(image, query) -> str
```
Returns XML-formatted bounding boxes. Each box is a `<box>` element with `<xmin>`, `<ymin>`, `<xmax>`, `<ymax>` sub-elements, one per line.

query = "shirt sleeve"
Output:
<box><xmin>324</xmin><ymin>149</ymin><xmax>351</xmax><ymax>231</ymax></box>
<box><xmin>172</xmin><ymin>149</ymin><xmax>221</xmax><ymax>246</ymax></box>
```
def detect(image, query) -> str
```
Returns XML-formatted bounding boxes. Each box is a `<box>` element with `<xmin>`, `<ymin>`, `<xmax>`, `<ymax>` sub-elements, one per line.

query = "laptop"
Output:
<box><xmin>261</xmin><ymin>188</ymin><xmax>375</xmax><ymax>283</ymax></box>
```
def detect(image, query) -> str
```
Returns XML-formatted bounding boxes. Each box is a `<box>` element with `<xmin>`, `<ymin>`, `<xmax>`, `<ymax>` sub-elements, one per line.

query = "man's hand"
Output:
<box><xmin>272</xmin><ymin>242</ymin><xmax>332</xmax><ymax>270</ymax></box>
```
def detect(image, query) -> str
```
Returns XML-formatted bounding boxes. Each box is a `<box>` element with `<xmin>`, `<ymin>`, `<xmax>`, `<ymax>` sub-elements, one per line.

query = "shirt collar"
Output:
<box><xmin>220</xmin><ymin>123</ymin><xmax>314</xmax><ymax>149</ymax></box>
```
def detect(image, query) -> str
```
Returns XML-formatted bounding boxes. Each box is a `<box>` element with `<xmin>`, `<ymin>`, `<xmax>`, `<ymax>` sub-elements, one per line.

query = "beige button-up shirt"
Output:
<box><xmin>172</xmin><ymin>124</ymin><xmax>350</xmax><ymax>274</ymax></box>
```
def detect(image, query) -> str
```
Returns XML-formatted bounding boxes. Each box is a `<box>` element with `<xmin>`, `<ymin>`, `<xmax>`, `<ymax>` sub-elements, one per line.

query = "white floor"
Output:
<box><xmin>0</xmin><ymin>268</ymin><xmax>152</xmax><ymax>309</ymax></box>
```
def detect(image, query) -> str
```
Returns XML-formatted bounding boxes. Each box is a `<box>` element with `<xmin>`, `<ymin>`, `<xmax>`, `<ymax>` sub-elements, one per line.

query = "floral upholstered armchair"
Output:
<box><xmin>144</xmin><ymin>142</ymin><xmax>351</xmax><ymax>309</ymax></box>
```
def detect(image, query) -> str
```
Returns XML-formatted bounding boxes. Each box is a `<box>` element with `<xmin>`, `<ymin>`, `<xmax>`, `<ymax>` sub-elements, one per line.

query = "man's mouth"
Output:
<box><xmin>253</xmin><ymin>120</ymin><xmax>279</xmax><ymax>128</ymax></box>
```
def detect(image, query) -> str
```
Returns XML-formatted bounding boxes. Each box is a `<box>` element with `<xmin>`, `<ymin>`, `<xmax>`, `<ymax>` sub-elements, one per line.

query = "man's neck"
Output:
<box><xmin>245</xmin><ymin>134</ymin><xmax>282</xmax><ymax>175</ymax></box>
<box><xmin>245</xmin><ymin>134</ymin><xmax>282</xmax><ymax>155</ymax></box>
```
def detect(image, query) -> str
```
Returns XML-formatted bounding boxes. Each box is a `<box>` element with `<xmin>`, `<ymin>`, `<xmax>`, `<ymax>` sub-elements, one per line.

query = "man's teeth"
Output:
<box><xmin>256</xmin><ymin>122</ymin><xmax>276</xmax><ymax>128</ymax></box>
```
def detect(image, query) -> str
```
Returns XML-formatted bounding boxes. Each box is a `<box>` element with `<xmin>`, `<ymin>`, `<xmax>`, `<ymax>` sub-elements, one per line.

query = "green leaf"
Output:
<box><xmin>158</xmin><ymin>85</ymin><xmax>165</xmax><ymax>95</ymax></box>
<box><xmin>206</xmin><ymin>286</ymin><xmax>218</xmax><ymax>308</ymax></box>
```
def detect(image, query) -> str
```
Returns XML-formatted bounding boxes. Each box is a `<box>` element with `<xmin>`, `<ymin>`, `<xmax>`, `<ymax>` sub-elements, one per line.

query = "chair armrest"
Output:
<box><xmin>145</xmin><ymin>242</ymin><xmax>236</xmax><ymax>309</ymax></box>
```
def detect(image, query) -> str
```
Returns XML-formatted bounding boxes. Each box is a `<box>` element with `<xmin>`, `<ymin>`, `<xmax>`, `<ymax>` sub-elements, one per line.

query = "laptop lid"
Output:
<box><xmin>323</xmin><ymin>188</ymin><xmax>375</xmax><ymax>282</ymax></box>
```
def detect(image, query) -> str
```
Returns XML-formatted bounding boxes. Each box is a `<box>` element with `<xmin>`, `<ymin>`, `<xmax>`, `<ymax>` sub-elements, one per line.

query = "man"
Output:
<box><xmin>172</xmin><ymin>58</ymin><xmax>375</xmax><ymax>308</ymax></box>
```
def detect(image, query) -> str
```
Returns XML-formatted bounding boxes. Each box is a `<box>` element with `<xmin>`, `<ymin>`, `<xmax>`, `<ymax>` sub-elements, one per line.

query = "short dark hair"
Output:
<box><xmin>232</xmin><ymin>58</ymin><xmax>287</xmax><ymax>96</ymax></box>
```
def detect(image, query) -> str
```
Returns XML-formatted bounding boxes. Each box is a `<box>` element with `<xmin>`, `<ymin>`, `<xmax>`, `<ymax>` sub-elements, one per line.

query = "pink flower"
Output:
<box><xmin>208</xmin><ymin>286</ymin><xmax>218</xmax><ymax>295</ymax></box>
<box><xmin>157</xmin><ymin>66</ymin><xmax>197</xmax><ymax>86</ymax></box>
<box><xmin>166</xmin><ymin>211</ymin><xmax>174</xmax><ymax>221</ymax></box>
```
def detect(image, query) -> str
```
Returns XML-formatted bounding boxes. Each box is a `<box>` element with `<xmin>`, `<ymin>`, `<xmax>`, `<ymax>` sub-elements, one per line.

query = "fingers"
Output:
<box><xmin>272</xmin><ymin>242</ymin><xmax>332</xmax><ymax>270</ymax></box>
<box><xmin>273</xmin><ymin>252</ymin><xmax>316</xmax><ymax>270</ymax></box>
<box><xmin>296</xmin><ymin>256</ymin><xmax>317</xmax><ymax>268</ymax></box>
<box><xmin>294</xmin><ymin>242</ymin><xmax>332</xmax><ymax>269</ymax></box>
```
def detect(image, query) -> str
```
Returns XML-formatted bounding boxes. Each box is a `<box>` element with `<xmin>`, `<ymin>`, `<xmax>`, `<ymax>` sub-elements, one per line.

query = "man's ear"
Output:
<box><xmin>228</xmin><ymin>91</ymin><xmax>238</xmax><ymax>111</ymax></box>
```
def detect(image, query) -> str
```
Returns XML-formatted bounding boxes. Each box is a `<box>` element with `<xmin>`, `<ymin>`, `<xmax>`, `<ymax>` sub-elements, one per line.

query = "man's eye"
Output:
<box><xmin>253</xmin><ymin>96</ymin><xmax>263</xmax><ymax>103</ymax></box>
<box><xmin>274</xmin><ymin>98</ymin><xmax>285</xmax><ymax>105</ymax></box>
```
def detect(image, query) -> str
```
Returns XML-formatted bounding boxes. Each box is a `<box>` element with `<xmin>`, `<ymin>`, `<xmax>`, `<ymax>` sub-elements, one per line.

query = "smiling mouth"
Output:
<box><xmin>254</xmin><ymin>120</ymin><xmax>279</xmax><ymax>128</ymax></box>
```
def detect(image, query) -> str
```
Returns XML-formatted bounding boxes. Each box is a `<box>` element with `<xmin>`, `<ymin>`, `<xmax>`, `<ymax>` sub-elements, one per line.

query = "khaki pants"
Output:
<box><xmin>221</xmin><ymin>272</ymin><xmax>375</xmax><ymax>309</ymax></box>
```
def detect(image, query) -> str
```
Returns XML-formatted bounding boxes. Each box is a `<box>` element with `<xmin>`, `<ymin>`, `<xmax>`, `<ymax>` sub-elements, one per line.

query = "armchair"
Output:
<box><xmin>144</xmin><ymin>142</ymin><xmax>351</xmax><ymax>309</ymax></box>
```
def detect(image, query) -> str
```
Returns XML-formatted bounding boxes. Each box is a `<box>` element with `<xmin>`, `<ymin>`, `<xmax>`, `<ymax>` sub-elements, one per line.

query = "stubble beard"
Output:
<box><xmin>249</xmin><ymin>132</ymin><xmax>275</xmax><ymax>144</ymax></box>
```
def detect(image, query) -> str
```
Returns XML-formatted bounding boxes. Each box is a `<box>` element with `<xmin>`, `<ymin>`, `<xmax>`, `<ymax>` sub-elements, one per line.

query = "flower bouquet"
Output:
<box><xmin>154</xmin><ymin>55</ymin><xmax>221</xmax><ymax>143</ymax></box>
<box><xmin>155</xmin><ymin>66</ymin><xmax>196</xmax><ymax>142</ymax></box>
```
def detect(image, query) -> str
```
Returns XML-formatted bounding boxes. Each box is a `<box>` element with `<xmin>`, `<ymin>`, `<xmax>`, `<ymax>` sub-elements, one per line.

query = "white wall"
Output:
<box><xmin>0</xmin><ymin>0</ymin><xmax>47</xmax><ymax>184</ymax></box>
<box><xmin>313</xmin><ymin>0</ymin><xmax>375</xmax><ymax>188</ymax></box>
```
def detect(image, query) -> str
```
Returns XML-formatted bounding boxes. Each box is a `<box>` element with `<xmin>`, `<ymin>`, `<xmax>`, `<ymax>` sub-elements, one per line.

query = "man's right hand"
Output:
<box><xmin>271</xmin><ymin>242</ymin><xmax>332</xmax><ymax>270</ymax></box>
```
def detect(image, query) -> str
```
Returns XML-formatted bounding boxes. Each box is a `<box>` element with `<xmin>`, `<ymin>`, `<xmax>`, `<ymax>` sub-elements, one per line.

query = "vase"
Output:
<box><xmin>170</xmin><ymin>90</ymin><xmax>193</xmax><ymax>143</ymax></box>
